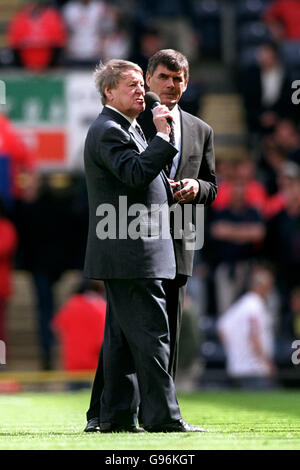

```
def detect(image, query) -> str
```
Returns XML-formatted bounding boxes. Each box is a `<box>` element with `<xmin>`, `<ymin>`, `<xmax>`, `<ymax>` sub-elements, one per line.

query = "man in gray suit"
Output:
<box><xmin>84</xmin><ymin>59</ymin><xmax>205</xmax><ymax>432</ymax></box>
<box><xmin>140</xmin><ymin>49</ymin><xmax>217</xmax><ymax>379</ymax></box>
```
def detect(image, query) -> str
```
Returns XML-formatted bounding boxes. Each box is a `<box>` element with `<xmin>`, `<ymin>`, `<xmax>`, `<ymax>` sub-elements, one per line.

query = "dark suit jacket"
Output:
<box><xmin>240</xmin><ymin>66</ymin><xmax>294</xmax><ymax>132</ymax></box>
<box><xmin>83</xmin><ymin>106</ymin><xmax>178</xmax><ymax>280</ymax></box>
<box><xmin>138</xmin><ymin>107</ymin><xmax>217</xmax><ymax>276</ymax></box>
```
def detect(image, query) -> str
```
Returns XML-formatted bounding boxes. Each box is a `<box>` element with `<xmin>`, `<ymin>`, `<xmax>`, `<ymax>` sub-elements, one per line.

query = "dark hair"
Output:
<box><xmin>147</xmin><ymin>49</ymin><xmax>189</xmax><ymax>80</ymax></box>
<box><xmin>260</xmin><ymin>41</ymin><xmax>280</xmax><ymax>56</ymax></box>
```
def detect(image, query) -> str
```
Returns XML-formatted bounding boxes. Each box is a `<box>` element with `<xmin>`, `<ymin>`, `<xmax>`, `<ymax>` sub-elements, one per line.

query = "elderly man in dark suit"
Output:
<box><xmin>84</xmin><ymin>58</ymin><xmax>205</xmax><ymax>433</ymax></box>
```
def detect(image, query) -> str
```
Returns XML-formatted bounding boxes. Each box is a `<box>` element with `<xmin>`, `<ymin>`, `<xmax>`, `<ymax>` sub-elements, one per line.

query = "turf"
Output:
<box><xmin>0</xmin><ymin>390</ymin><xmax>300</xmax><ymax>450</ymax></box>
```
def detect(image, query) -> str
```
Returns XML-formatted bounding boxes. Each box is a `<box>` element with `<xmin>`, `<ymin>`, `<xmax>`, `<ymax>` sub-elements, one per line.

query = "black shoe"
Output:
<box><xmin>100</xmin><ymin>422</ymin><xmax>145</xmax><ymax>433</ymax></box>
<box><xmin>84</xmin><ymin>418</ymin><xmax>101</xmax><ymax>433</ymax></box>
<box><xmin>145</xmin><ymin>419</ymin><xmax>206</xmax><ymax>433</ymax></box>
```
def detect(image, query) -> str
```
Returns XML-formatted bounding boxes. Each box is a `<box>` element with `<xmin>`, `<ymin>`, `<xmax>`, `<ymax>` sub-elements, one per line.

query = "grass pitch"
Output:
<box><xmin>0</xmin><ymin>390</ymin><xmax>300</xmax><ymax>450</ymax></box>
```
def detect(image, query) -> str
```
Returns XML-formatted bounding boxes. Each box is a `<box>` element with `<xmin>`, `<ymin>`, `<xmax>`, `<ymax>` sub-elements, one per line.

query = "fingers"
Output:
<box><xmin>174</xmin><ymin>191</ymin><xmax>195</xmax><ymax>203</ymax></box>
<box><xmin>168</xmin><ymin>179</ymin><xmax>181</xmax><ymax>189</ymax></box>
<box><xmin>152</xmin><ymin>105</ymin><xmax>173</xmax><ymax>122</ymax></box>
<box><xmin>153</xmin><ymin>105</ymin><xmax>173</xmax><ymax>134</ymax></box>
<box><xmin>173</xmin><ymin>179</ymin><xmax>199</xmax><ymax>203</ymax></box>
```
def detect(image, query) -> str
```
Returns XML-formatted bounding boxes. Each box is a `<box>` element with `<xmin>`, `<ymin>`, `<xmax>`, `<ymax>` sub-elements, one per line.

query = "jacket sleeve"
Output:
<box><xmin>91</xmin><ymin>122</ymin><xmax>178</xmax><ymax>190</ymax></box>
<box><xmin>194</xmin><ymin>126</ymin><xmax>217</xmax><ymax>205</ymax></box>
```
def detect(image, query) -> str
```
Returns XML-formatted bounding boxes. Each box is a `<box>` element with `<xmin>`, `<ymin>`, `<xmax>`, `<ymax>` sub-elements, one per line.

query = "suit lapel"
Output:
<box><xmin>175</xmin><ymin>108</ymin><xmax>195</xmax><ymax>179</ymax></box>
<box><xmin>160</xmin><ymin>169</ymin><xmax>174</xmax><ymax>206</ymax></box>
<box><xmin>129</xmin><ymin>128</ymin><xmax>148</xmax><ymax>152</ymax></box>
<box><xmin>102</xmin><ymin>106</ymin><xmax>146</xmax><ymax>152</ymax></box>
<box><xmin>102</xmin><ymin>106</ymin><xmax>131</xmax><ymax>131</ymax></box>
<box><xmin>102</xmin><ymin>106</ymin><xmax>173</xmax><ymax>201</ymax></box>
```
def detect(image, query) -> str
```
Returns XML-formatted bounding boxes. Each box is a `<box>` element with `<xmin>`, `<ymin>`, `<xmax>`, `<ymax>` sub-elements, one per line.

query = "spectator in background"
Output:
<box><xmin>130</xmin><ymin>27</ymin><xmax>163</xmax><ymax>76</ymax></box>
<box><xmin>264</xmin><ymin>161</ymin><xmax>300</xmax><ymax>219</ymax></box>
<box><xmin>52</xmin><ymin>279</ymin><xmax>106</xmax><ymax>371</ymax></box>
<box><xmin>272</xmin><ymin>119</ymin><xmax>300</xmax><ymax>164</ymax></box>
<box><xmin>265</xmin><ymin>163</ymin><xmax>300</xmax><ymax>314</ymax></box>
<box><xmin>62</xmin><ymin>0</ymin><xmax>115</xmax><ymax>67</ymax></box>
<box><xmin>0</xmin><ymin>113</ymin><xmax>34</xmax><ymax>214</ymax></box>
<box><xmin>217</xmin><ymin>264</ymin><xmax>277</xmax><ymax>390</ymax></box>
<box><xmin>0</xmin><ymin>198</ymin><xmax>18</xmax><ymax>344</ymax></box>
<box><xmin>263</xmin><ymin>0</ymin><xmax>300</xmax><ymax>41</ymax></box>
<box><xmin>214</xmin><ymin>158</ymin><xmax>236</xmax><ymax>185</ymax></box>
<box><xmin>101</xmin><ymin>4</ymin><xmax>131</xmax><ymax>62</ymax></box>
<box><xmin>213</xmin><ymin>158</ymin><xmax>267</xmax><ymax>213</ymax></box>
<box><xmin>14</xmin><ymin>173</ymin><xmax>79</xmax><ymax>370</ymax></box>
<box><xmin>135</xmin><ymin>0</ymin><xmax>198</xmax><ymax>62</ymax></box>
<box><xmin>240</xmin><ymin>42</ymin><xmax>293</xmax><ymax>136</ymax></box>
<box><xmin>210</xmin><ymin>179</ymin><xmax>266</xmax><ymax>315</ymax></box>
<box><xmin>286</xmin><ymin>287</ymin><xmax>300</xmax><ymax>340</ymax></box>
<box><xmin>260</xmin><ymin>141</ymin><xmax>287</xmax><ymax>196</ymax></box>
<box><xmin>7</xmin><ymin>0</ymin><xmax>66</xmax><ymax>71</ymax></box>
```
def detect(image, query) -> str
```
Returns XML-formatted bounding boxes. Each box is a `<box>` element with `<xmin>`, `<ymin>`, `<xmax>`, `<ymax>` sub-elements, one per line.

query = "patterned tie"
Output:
<box><xmin>165</xmin><ymin>121</ymin><xmax>175</xmax><ymax>177</ymax></box>
<box><xmin>135</xmin><ymin>123</ymin><xmax>146</xmax><ymax>142</ymax></box>
<box><xmin>169</xmin><ymin>120</ymin><xmax>175</xmax><ymax>146</ymax></box>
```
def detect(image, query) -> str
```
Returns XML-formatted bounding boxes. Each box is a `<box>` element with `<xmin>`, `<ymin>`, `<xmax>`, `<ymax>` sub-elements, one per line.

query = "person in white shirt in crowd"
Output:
<box><xmin>62</xmin><ymin>0</ymin><xmax>130</xmax><ymax>66</ymax></box>
<box><xmin>217</xmin><ymin>264</ymin><xmax>277</xmax><ymax>389</ymax></box>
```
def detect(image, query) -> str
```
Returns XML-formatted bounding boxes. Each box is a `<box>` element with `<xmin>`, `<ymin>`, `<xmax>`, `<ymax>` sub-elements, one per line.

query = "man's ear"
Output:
<box><xmin>183</xmin><ymin>79</ymin><xmax>188</xmax><ymax>93</ymax></box>
<box><xmin>145</xmin><ymin>72</ymin><xmax>151</xmax><ymax>88</ymax></box>
<box><xmin>105</xmin><ymin>87</ymin><xmax>113</xmax><ymax>102</ymax></box>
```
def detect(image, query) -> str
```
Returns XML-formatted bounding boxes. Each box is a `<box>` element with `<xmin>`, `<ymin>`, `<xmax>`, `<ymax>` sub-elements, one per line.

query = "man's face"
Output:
<box><xmin>146</xmin><ymin>65</ymin><xmax>188</xmax><ymax>110</ymax></box>
<box><xmin>105</xmin><ymin>69</ymin><xmax>145</xmax><ymax>119</ymax></box>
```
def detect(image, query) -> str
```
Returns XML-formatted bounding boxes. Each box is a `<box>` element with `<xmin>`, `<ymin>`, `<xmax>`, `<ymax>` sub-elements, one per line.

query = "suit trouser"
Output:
<box><xmin>99</xmin><ymin>278</ymin><xmax>182</xmax><ymax>427</ymax></box>
<box><xmin>86</xmin><ymin>275</ymin><xmax>187</xmax><ymax>422</ymax></box>
<box><xmin>163</xmin><ymin>274</ymin><xmax>188</xmax><ymax>378</ymax></box>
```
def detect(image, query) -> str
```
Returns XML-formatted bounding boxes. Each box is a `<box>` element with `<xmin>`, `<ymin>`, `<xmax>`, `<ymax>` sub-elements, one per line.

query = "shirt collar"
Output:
<box><xmin>105</xmin><ymin>105</ymin><xmax>137</xmax><ymax>127</ymax></box>
<box><xmin>169</xmin><ymin>104</ymin><xmax>180</xmax><ymax>122</ymax></box>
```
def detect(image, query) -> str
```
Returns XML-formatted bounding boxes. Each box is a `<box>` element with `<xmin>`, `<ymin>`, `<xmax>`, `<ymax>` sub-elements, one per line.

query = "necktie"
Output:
<box><xmin>169</xmin><ymin>120</ymin><xmax>175</xmax><ymax>146</ymax></box>
<box><xmin>135</xmin><ymin>123</ymin><xmax>146</xmax><ymax>142</ymax></box>
<box><xmin>165</xmin><ymin>121</ymin><xmax>175</xmax><ymax>177</ymax></box>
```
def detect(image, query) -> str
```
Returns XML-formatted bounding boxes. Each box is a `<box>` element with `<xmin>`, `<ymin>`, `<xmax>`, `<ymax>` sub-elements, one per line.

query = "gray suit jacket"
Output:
<box><xmin>138</xmin><ymin>107</ymin><xmax>217</xmax><ymax>276</ymax></box>
<box><xmin>83</xmin><ymin>106</ymin><xmax>178</xmax><ymax>280</ymax></box>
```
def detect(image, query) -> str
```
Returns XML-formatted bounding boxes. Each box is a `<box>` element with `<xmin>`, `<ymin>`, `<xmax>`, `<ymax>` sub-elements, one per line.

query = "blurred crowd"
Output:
<box><xmin>0</xmin><ymin>0</ymin><xmax>300</xmax><ymax>385</ymax></box>
<box><xmin>1</xmin><ymin>0</ymin><xmax>201</xmax><ymax>70</ymax></box>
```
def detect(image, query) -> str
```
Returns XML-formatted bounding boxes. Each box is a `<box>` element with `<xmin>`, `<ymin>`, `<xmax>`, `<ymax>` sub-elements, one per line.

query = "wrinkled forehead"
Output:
<box><xmin>120</xmin><ymin>69</ymin><xmax>144</xmax><ymax>83</ymax></box>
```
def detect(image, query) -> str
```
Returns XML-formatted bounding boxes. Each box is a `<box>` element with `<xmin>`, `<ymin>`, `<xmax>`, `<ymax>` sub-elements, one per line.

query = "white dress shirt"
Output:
<box><xmin>261</xmin><ymin>67</ymin><xmax>284</xmax><ymax>107</ymax></box>
<box><xmin>168</xmin><ymin>104</ymin><xmax>181</xmax><ymax>179</ymax></box>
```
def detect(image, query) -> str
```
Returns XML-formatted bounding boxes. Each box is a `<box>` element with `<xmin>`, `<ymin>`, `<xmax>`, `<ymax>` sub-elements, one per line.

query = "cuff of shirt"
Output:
<box><xmin>156</xmin><ymin>132</ymin><xmax>170</xmax><ymax>142</ymax></box>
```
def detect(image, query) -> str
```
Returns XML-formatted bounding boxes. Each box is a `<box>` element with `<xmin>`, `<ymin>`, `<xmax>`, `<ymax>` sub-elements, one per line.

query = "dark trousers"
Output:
<box><xmin>87</xmin><ymin>275</ymin><xmax>187</xmax><ymax>422</ymax></box>
<box><xmin>164</xmin><ymin>274</ymin><xmax>188</xmax><ymax>378</ymax></box>
<box><xmin>99</xmin><ymin>278</ymin><xmax>181</xmax><ymax>427</ymax></box>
